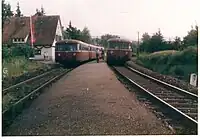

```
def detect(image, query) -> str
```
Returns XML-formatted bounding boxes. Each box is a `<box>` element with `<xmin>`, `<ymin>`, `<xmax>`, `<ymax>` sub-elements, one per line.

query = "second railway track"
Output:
<box><xmin>111</xmin><ymin>65</ymin><xmax>198</xmax><ymax>134</ymax></box>
<box><xmin>2</xmin><ymin>67</ymin><xmax>74</xmax><ymax>132</ymax></box>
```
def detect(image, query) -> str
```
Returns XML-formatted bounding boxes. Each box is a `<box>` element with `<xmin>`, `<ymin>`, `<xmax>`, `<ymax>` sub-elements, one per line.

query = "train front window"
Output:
<box><xmin>109</xmin><ymin>42</ymin><xmax>130</xmax><ymax>49</ymax></box>
<box><xmin>56</xmin><ymin>43</ymin><xmax>78</xmax><ymax>51</ymax></box>
<box><xmin>120</xmin><ymin>42</ymin><xmax>130</xmax><ymax>49</ymax></box>
<box><xmin>109</xmin><ymin>42</ymin><xmax>118</xmax><ymax>49</ymax></box>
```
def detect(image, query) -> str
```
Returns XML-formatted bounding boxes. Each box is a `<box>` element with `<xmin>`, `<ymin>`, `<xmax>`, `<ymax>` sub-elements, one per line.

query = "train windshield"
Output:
<box><xmin>56</xmin><ymin>43</ymin><xmax>78</xmax><ymax>51</ymax></box>
<box><xmin>109</xmin><ymin>41</ymin><xmax>130</xmax><ymax>49</ymax></box>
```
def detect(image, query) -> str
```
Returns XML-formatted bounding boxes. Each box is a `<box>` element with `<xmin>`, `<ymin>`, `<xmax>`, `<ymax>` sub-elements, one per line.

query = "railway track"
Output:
<box><xmin>112</xmin><ymin>65</ymin><xmax>198</xmax><ymax>134</ymax></box>
<box><xmin>2</xmin><ymin>67</ymin><xmax>73</xmax><ymax>132</ymax></box>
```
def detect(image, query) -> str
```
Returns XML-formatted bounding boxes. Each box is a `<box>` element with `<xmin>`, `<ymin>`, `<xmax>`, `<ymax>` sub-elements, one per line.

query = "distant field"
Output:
<box><xmin>136</xmin><ymin>47</ymin><xmax>198</xmax><ymax>82</ymax></box>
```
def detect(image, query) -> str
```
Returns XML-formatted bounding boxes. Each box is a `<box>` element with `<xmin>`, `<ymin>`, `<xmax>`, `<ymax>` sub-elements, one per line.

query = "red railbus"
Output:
<box><xmin>106</xmin><ymin>38</ymin><xmax>132</xmax><ymax>65</ymax></box>
<box><xmin>55</xmin><ymin>39</ymin><xmax>104</xmax><ymax>66</ymax></box>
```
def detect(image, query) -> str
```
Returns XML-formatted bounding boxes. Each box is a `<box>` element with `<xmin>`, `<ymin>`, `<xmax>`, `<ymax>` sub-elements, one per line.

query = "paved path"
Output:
<box><xmin>4</xmin><ymin>63</ymin><xmax>173</xmax><ymax>135</ymax></box>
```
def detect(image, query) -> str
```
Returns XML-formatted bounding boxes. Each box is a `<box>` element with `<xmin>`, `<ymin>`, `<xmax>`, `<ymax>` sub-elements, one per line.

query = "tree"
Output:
<box><xmin>63</xmin><ymin>21</ymin><xmax>120</xmax><ymax>46</ymax></box>
<box><xmin>149</xmin><ymin>29</ymin><xmax>164</xmax><ymax>52</ymax></box>
<box><xmin>35</xmin><ymin>6</ymin><xmax>45</xmax><ymax>16</ymax></box>
<box><xmin>41</xmin><ymin>5</ymin><xmax>45</xmax><ymax>15</ymax></box>
<box><xmin>139</xmin><ymin>29</ymin><xmax>167</xmax><ymax>53</ymax></box>
<box><xmin>80</xmin><ymin>27</ymin><xmax>92</xmax><ymax>43</ymax></box>
<box><xmin>15</xmin><ymin>2</ymin><xmax>22</xmax><ymax>17</ymax></box>
<box><xmin>131</xmin><ymin>41</ymin><xmax>137</xmax><ymax>53</ymax></box>
<box><xmin>139</xmin><ymin>32</ymin><xmax>151</xmax><ymax>52</ymax></box>
<box><xmin>63</xmin><ymin>21</ymin><xmax>93</xmax><ymax>43</ymax></box>
<box><xmin>99</xmin><ymin>34</ymin><xmax>119</xmax><ymax>48</ymax></box>
<box><xmin>92</xmin><ymin>37</ymin><xmax>101</xmax><ymax>45</ymax></box>
<box><xmin>64</xmin><ymin>21</ymin><xmax>82</xmax><ymax>40</ymax></box>
<box><xmin>183</xmin><ymin>25</ymin><xmax>198</xmax><ymax>47</ymax></box>
<box><xmin>172</xmin><ymin>36</ymin><xmax>182</xmax><ymax>50</ymax></box>
<box><xmin>2</xmin><ymin>0</ymin><xmax>13</xmax><ymax>28</ymax></box>
<box><xmin>141</xmin><ymin>32</ymin><xmax>150</xmax><ymax>42</ymax></box>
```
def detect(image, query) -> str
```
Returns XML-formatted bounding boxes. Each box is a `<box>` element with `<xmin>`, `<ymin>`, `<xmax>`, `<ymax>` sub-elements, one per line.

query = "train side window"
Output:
<box><xmin>77</xmin><ymin>44</ymin><xmax>80</xmax><ymax>50</ymax></box>
<box><xmin>84</xmin><ymin>45</ymin><xmax>87</xmax><ymax>51</ymax></box>
<box><xmin>80</xmin><ymin>45</ymin><xmax>83</xmax><ymax>51</ymax></box>
<box><xmin>81</xmin><ymin>44</ymin><xmax>84</xmax><ymax>50</ymax></box>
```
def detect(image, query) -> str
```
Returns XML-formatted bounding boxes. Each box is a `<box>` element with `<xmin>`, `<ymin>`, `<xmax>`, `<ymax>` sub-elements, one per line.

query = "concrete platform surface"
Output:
<box><xmin>4</xmin><ymin>63</ymin><xmax>173</xmax><ymax>135</ymax></box>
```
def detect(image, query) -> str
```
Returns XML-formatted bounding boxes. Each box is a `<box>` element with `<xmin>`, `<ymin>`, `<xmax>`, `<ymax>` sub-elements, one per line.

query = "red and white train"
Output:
<box><xmin>55</xmin><ymin>39</ymin><xmax>104</xmax><ymax>66</ymax></box>
<box><xmin>106</xmin><ymin>38</ymin><xmax>132</xmax><ymax>65</ymax></box>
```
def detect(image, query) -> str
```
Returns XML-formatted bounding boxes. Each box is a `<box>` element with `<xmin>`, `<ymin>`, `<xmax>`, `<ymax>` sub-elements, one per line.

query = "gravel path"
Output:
<box><xmin>4</xmin><ymin>63</ymin><xmax>173</xmax><ymax>135</ymax></box>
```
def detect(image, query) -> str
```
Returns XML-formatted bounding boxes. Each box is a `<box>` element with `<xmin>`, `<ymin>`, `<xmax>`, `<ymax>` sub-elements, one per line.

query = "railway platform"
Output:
<box><xmin>4</xmin><ymin>62</ymin><xmax>173</xmax><ymax>135</ymax></box>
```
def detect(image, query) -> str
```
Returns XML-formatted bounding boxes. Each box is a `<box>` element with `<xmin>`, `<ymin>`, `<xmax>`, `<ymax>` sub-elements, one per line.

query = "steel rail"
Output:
<box><xmin>3</xmin><ymin>68</ymin><xmax>58</xmax><ymax>94</ymax></box>
<box><xmin>125</xmin><ymin>64</ymin><xmax>198</xmax><ymax>98</ymax></box>
<box><xmin>2</xmin><ymin>68</ymin><xmax>72</xmax><ymax>131</ymax></box>
<box><xmin>112</xmin><ymin>66</ymin><xmax>198</xmax><ymax>128</ymax></box>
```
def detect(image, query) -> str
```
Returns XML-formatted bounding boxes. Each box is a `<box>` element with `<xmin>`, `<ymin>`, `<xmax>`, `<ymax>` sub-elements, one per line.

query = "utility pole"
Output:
<box><xmin>137</xmin><ymin>31</ymin><xmax>139</xmax><ymax>57</ymax></box>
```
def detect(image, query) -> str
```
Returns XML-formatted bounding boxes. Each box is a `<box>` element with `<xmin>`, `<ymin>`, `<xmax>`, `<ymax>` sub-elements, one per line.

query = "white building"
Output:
<box><xmin>3</xmin><ymin>15</ymin><xmax>64</xmax><ymax>62</ymax></box>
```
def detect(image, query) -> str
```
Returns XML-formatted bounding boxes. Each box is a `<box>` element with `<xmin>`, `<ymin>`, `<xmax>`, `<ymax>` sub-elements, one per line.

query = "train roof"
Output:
<box><xmin>56</xmin><ymin>39</ymin><xmax>87</xmax><ymax>44</ymax></box>
<box><xmin>93</xmin><ymin>45</ymin><xmax>104</xmax><ymax>50</ymax></box>
<box><xmin>56</xmin><ymin>39</ymin><xmax>104</xmax><ymax>49</ymax></box>
<box><xmin>107</xmin><ymin>38</ymin><xmax>131</xmax><ymax>43</ymax></box>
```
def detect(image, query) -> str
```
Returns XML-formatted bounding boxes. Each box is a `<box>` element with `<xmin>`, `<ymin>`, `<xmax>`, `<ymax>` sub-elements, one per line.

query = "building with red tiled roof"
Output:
<box><xmin>2</xmin><ymin>15</ymin><xmax>64</xmax><ymax>62</ymax></box>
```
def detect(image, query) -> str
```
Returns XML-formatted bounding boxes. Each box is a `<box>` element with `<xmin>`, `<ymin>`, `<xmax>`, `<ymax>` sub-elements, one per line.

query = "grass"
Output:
<box><xmin>2</xmin><ymin>56</ymin><xmax>46</xmax><ymax>78</ymax></box>
<box><xmin>136</xmin><ymin>47</ymin><xmax>198</xmax><ymax>82</ymax></box>
<box><xmin>2</xmin><ymin>56</ymin><xmax>51</xmax><ymax>113</ymax></box>
<box><xmin>151</xmin><ymin>50</ymin><xmax>178</xmax><ymax>55</ymax></box>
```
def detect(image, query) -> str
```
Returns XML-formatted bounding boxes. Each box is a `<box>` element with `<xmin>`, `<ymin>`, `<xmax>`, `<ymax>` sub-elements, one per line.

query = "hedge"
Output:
<box><xmin>2</xmin><ymin>44</ymin><xmax>35</xmax><ymax>60</ymax></box>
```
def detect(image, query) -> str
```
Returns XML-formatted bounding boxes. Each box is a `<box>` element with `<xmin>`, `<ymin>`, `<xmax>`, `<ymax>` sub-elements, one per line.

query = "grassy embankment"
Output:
<box><xmin>136</xmin><ymin>47</ymin><xmax>198</xmax><ymax>82</ymax></box>
<box><xmin>2</xmin><ymin>56</ymin><xmax>47</xmax><ymax>78</ymax></box>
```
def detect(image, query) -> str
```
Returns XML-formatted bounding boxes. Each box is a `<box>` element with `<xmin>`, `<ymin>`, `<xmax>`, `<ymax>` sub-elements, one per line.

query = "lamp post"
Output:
<box><xmin>137</xmin><ymin>31</ymin><xmax>139</xmax><ymax>57</ymax></box>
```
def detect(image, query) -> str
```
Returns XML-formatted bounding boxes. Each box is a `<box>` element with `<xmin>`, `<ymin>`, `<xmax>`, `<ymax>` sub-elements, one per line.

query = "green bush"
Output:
<box><xmin>2</xmin><ymin>56</ymin><xmax>46</xmax><ymax>78</ymax></box>
<box><xmin>136</xmin><ymin>47</ymin><xmax>198</xmax><ymax>82</ymax></box>
<box><xmin>2</xmin><ymin>44</ymin><xmax>35</xmax><ymax>60</ymax></box>
<box><xmin>2</xmin><ymin>47</ymin><xmax>11</xmax><ymax>60</ymax></box>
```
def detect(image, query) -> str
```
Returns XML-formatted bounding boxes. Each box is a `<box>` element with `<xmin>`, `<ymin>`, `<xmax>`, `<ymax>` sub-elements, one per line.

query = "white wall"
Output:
<box><xmin>41</xmin><ymin>47</ymin><xmax>54</xmax><ymax>61</ymax></box>
<box><xmin>34</xmin><ymin>54</ymin><xmax>44</xmax><ymax>60</ymax></box>
<box><xmin>51</xmin><ymin>47</ymin><xmax>55</xmax><ymax>62</ymax></box>
<box><xmin>52</xmin><ymin>39</ymin><xmax>56</xmax><ymax>47</ymax></box>
<box><xmin>52</xmin><ymin>20</ymin><xmax>64</xmax><ymax>46</ymax></box>
<box><xmin>56</xmin><ymin>20</ymin><xmax>63</xmax><ymax>37</ymax></box>
<box><xmin>33</xmin><ymin>19</ymin><xmax>63</xmax><ymax>62</ymax></box>
<box><xmin>25</xmin><ymin>35</ymin><xmax>29</xmax><ymax>42</ymax></box>
<box><xmin>34</xmin><ymin>47</ymin><xmax>55</xmax><ymax>61</ymax></box>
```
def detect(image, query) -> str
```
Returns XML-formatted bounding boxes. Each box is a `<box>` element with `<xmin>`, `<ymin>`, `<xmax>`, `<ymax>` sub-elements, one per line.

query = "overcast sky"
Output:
<box><xmin>6</xmin><ymin>0</ymin><xmax>199</xmax><ymax>40</ymax></box>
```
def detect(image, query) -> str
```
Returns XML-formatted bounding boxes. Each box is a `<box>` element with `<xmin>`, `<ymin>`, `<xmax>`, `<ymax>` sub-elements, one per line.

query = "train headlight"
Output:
<box><xmin>73</xmin><ymin>53</ymin><xmax>76</xmax><ymax>56</ymax></box>
<box><xmin>110</xmin><ymin>51</ymin><xmax>113</xmax><ymax>54</ymax></box>
<box><xmin>58</xmin><ymin>53</ymin><xmax>60</xmax><ymax>56</ymax></box>
<box><xmin>125</xmin><ymin>52</ymin><xmax>128</xmax><ymax>55</ymax></box>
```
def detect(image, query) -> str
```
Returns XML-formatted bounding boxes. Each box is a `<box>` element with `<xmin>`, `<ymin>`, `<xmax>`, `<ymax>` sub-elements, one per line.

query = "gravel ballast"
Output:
<box><xmin>4</xmin><ymin>63</ymin><xmax>173</xmax><ymax>135</ymax></box>
<box><xmin>126</xmin><ymin>61</ymin><xmax>198</xmax><ymax>94</ymax></box>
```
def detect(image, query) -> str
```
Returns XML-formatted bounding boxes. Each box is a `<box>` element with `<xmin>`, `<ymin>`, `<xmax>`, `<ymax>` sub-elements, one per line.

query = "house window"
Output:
<box><xmin>55</xmin><ymin>35</ymin><xmax>58</xmax><ymax>41</ymax></box>
<box><xmin>55</xmin><ymin>35</ymin><xmax>62</xmax><ymax>41</ymax></box>
<box><xmin>12</xmin><ymin>38</ymin><xmax>25</xmax><ymax>43</ymax></box>
<box><xmin>35</xmin><ymin>49</ymin><xmax>41</xmax><ymax>55</ymax></box>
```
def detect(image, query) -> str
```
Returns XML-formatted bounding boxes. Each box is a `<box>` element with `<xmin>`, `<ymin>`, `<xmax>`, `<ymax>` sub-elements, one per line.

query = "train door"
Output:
<box><xmin>89</xmin><ymin>46</ymin><xmax>92</xmax><ymax>60</ymax></box>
